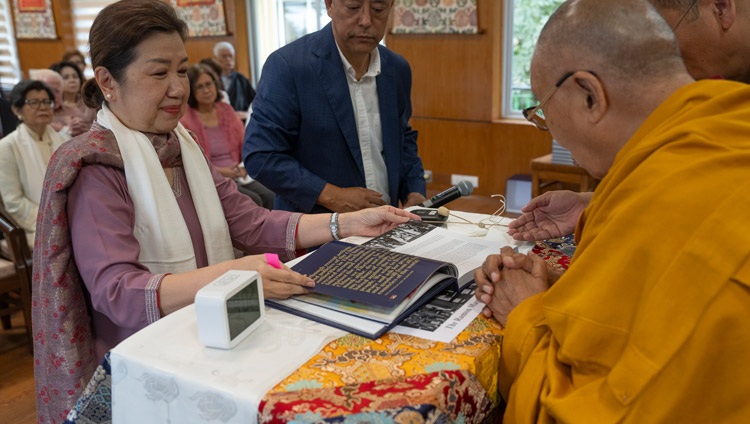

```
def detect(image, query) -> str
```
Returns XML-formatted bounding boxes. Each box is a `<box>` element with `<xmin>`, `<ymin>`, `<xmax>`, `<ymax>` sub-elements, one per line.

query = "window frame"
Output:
<box><xmin>0</xmin><ymin>0</ymin><xmax>21</xmax><ymax>92</ymax></box>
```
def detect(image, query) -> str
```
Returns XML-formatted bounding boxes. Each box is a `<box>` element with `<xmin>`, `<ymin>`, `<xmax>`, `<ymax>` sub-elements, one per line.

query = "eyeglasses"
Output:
<box><xmin>522</xmin><ymin>71</ymin><xmax>575</xmax><ymax>131</ymax></box>
<box><xmin>194</xmin><ymin>82</ymin><xmax>215</xmax><ymax>91</ymax></box>
<box><xmin>24</xmin><ymin>99</ymin><xmax>55</xmax><ymax>109</ymax></box>
<box><xmin>522</xmin><ymin>70</ymin><xmax>597</xmax><ymax>131</ymax></box>
<box><xmin>672</xmin><ymin>0</ymin><xmax>699</xmax><ymax>31</ymax></box>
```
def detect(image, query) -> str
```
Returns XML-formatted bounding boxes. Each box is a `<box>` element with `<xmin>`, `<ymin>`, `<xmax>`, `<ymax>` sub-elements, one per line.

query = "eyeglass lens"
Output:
<box><xmin>26</xmin><ymin>99</ymin><xmax>54</xmax><ymax>108</ymax></box>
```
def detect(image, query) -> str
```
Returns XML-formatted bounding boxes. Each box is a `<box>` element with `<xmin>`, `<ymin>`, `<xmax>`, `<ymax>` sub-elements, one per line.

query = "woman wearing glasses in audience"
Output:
<box><xmin>181</xmin><ymin>63</ymin><xmax>274</xmax><ymax>209</ymax></box>
<box><xmin>0</xmin><ymin>80</ymin><xmax>68</xmax><ymax>243</ymax></box>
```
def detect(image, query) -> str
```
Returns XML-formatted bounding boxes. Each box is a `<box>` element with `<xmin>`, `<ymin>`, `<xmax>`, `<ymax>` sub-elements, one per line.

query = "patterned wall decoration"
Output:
<box><xmin>171</xmin><ymin>0</ymin><xmax>227</xmax><ymax>37</ymax></box>
<box><xmin>13</xmin><ymin>0</ymin><xmax>57</xmax><ymax>39</ymax></box>
<box><xmin>392</xmin><ymin>0</ymin><xmax>478</xmax><ymax>34</ymax></box>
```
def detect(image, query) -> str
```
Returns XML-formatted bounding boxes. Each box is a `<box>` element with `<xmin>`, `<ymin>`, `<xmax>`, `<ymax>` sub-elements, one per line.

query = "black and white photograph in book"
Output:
<box><xmin>399</xmin><ymin>283</ymin><xmax>478</xmax><ymax>332</ymax></box>
<box><xmin>362</xmin><ymin>220</ymin><xmax>433</xmax><ymax>250</ymax></box>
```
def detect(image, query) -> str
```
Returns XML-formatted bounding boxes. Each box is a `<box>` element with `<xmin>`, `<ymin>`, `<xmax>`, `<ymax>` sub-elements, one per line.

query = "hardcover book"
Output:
<box><xmin>267</xmin><ymin>221</ymin><xmax>503</xmax><ymax>339</ymax></box>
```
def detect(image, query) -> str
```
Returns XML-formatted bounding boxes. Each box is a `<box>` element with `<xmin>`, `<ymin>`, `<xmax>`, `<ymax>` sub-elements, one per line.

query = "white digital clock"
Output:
<box><xmin>194</xmin><ymin>270</ymin><xmax>265</xmax><ymax>349</ymax></box>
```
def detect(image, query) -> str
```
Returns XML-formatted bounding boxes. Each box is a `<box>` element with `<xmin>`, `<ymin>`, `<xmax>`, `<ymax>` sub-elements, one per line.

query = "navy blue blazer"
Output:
<box><xmin>243</xmin><ymin>23</ymin><xmax>425</xmax><ymax>213</ymax></box>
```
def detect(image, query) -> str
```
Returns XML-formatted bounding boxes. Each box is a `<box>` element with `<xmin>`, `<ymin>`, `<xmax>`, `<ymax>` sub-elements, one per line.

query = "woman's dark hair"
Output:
<box><xmin>61</xmin><ymin>50</ymin><xmax>86</xmax><ymax>67</ymax></box>
<box><xmin>62</xmin><ymin>50</ymin><xmax>86</xmax><ymax>65</ymax></box>
<box><xmin>81</xmin><ymin>0</ymin><xmax>188</xmax><ymax>109</ymax></box>
<box><xmin>10</xmin><ymin>80</ymin><xmax>56</xmax><ymax>110</ymax></box>
<box><xmin>186</xmin><ymin>64</ymin><xmax>221</xmax><ymax>109</ymax></box>
<box><xmin>198</xmin><ymin>58</ymin><xmax>225</xmax><ymax>91</ymax></box>
<box><xmin>50</xmin><ymin>61</ymin><xmax>86</xmax><ymax>89</ymax></box>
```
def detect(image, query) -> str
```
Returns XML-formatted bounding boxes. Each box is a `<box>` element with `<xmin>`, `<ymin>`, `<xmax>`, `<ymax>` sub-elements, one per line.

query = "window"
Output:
<box><xmin>0</xmin><ymin>0</ymin><xmax>21</xmax><ymax>92</ymax></box>
<box><xmin>249</xmin><ymin>0</ymin><xmax>329</xmax><ymax>84</ymax></box>
<box><xmin>71</xmin><ymin>0</ymin><xmax>115</xmax><ymax>78</ymax></box>
<box><xmin>503</xmin><ymin>0</ymin><xmax>564</xmax><ymax>118</ymax></box>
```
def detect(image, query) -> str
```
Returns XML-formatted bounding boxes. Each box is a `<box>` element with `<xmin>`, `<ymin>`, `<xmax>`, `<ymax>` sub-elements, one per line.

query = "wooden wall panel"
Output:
<box><xmin>15</xmin><ymin>0</ymin><xmax>75</xmax><ymax>76</ymax></box>
<box><xmin>414</xmin><ymin>118</ymin><xmax>552</xmax><ymax>197</ymax></box>
<box><xmin>15</xmin><ymin>0</ymin><xmax>252</xmax><ymax>81</ymax></box>
<box><xmin>386</xmin><ymin>0</ymin><xmax>495</xmax><ymax>121</ymax></box>
<box><xmin>388</xmin><ymin>0</ymin><xmax>553</xmax><ymax>198</ymax></box>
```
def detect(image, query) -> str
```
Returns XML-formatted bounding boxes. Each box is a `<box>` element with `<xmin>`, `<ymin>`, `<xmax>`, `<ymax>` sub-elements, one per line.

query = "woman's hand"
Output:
<box><xmin>339</xmin><ymin>205</ymin><xmax>420</xmax><ymax>238</ymax></box>
<box><xmin>235</xmin><ymin>254</ymin><xmax>314</xmax><ymax>299</ymax></box>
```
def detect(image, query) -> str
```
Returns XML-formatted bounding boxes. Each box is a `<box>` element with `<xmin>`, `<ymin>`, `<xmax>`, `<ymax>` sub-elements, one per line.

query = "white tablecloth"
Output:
<box><xmin>111</xmin><ymin>306</ymin><xmax>345</xmax><ymax>424</ymax></box>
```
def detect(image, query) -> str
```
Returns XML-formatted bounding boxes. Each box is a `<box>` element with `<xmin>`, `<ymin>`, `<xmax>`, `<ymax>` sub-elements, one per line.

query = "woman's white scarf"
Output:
<box><xmin>96</xmin><ymin>104</ymin><xmax>234</xmax><ymax>274</ymax></box>
<box><xmin>12</xmin><ymin>123</ymin><xmax>66</xmax><ymax>203</ymax></box>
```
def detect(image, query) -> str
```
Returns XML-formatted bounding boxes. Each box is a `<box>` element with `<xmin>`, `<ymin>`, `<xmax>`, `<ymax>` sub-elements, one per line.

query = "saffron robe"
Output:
<box><xmin>500</xmin><ymin>80</ymin><xmax>750</xmax><ymax>423</ymax></box>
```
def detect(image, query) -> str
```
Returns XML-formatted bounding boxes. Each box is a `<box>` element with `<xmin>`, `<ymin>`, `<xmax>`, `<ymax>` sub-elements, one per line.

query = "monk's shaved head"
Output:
<box><xmin>533</xmin><ymin>0</ymin><xmax>685</xmax><ymax>86</ymax></box>
<box><xmin>526</xmin><ymin>0</ymin><xmax>696</xmax><ymax>179</ymax></box>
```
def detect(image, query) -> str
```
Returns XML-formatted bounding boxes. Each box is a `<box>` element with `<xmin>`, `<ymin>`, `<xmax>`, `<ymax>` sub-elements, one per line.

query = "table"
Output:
<box><xmin>110</xmin><ymin>212</ymin><xmax>541</xmax><ymax>424</ymax></box>
<box><xmin>530</xmin><ymin>153</ymin><xmax>597</xmax><ymax>197</ymax></box>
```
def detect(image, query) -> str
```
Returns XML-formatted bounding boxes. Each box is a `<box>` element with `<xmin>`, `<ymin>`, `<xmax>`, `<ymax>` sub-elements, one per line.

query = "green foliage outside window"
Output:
<box><xmin>510</xmin><ymin>0</ymin><xmax>565</xmax><ymax>112</ymax></box>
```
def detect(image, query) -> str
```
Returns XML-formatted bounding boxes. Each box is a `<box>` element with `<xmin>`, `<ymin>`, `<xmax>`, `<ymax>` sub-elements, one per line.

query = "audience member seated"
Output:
<box><xmin>509</xmin><ymin>0</ymin><xmax>750</xmax><ymax>242</ymax></box>
<box><xmin>0</xmin><ymin>80</ymin><xmax>68</xmax><ymax>246</ymax></box>
<box><xmin>29</xmin><ymin>68</ymin><xmax>74</xmax><ymax>138</ymax></box>
<box><xmin>475</xmin><ymin>0</ymin><xmax>750</xmax><ymax>421</ymax></box>
<box><xmin>243</xmin><ymin>0</ymin><xmax>426</xmax><ymax>213</ymax></box>
<box><xmin>31</xmin><ymin>2</ymin><xmax>418</xmax><ymax>422</ymax></box>
<box><xmin>50</xmin><ymin>61</ymin><xmax>96</xmax><ymax>137</ymax></box>
<box><xmin>62</xmin><ymin>49</ymin><xmax>87</xmax><ymax>74</ymax></box>
<box><xmin>181</xmin><ymin>63</ymin><xmax>274</xmax><ymax>209</ymax></box>
<box><xmin>213</xmin><ymin>41</ymin><xmax>254</xmax><ymax>122</ymax></box>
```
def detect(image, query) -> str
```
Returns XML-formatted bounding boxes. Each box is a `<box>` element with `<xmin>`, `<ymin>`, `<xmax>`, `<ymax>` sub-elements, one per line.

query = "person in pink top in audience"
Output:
<box><xmin>50</xmin><ymin>61</ymin><xmax>96</xmax><ymax>137</ymax></box>
<box><xmin>181</xmin><ymin>63</ymin><xmax>274</xmax><ymax>209</ymax></box>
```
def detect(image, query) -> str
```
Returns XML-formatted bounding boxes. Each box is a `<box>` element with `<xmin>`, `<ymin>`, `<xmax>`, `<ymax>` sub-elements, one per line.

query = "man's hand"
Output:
<box><xmin>318</xmin><ymin>183</ymin><xmax>387</xmax><ymax>212</ymax></box>
<box><xmin>475</xmin><ymin>247</ymin><xmax>549</xmax><ymax>325</ymax></box>
<box><xmin>507</xmin><ymin>190</ymin><xmax>591</xmax><ymax>241</ymax></box>
<box><xmin>402</xmin><ymin>192</ymin><xmax>426</xmax><ymax>208</ymax></box>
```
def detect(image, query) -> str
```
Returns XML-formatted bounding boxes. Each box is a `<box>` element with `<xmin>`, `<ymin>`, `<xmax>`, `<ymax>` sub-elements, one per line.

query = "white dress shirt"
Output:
<box><xmin>335</xmin><ymin>44</ymin><xmax>390</xmax><ymax>204</ymax></box>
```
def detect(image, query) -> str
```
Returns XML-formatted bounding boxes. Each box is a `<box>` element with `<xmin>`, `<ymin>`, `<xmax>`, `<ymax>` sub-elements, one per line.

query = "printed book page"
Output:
<box><xmin>364</xmin><ymin>220</ymin><xmax>504</xmax><ymax>287</ymax></box>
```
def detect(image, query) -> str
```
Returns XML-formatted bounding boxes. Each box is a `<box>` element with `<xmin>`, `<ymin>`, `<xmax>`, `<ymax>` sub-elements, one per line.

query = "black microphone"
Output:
<box><xmin>420</xmin><ymin>181</ymin><xmax>474</xmax><ymax>208</ymax></box>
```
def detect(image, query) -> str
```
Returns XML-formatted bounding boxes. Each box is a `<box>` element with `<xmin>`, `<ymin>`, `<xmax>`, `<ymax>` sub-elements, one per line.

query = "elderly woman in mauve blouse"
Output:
<box><xmin>31</xmin><ymin>1</ymin><xmax>419</xmax><ymax>422</ymax></box>
<box><xmin>0</xmin><ymin>80</ymin><xmax>68</xmax><ymax>243</ymax></box>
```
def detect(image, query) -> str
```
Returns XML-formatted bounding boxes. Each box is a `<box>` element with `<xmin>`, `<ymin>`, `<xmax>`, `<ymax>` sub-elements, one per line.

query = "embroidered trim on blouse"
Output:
<box><xmin>285</xmin><ymin>213</ymin><xmax>303</xmax><ymax>260</ymax></box>
<box><xmin>145</xmin><ymin>274</ymin><xmax>166</xmax><ymax>323</ymax></box>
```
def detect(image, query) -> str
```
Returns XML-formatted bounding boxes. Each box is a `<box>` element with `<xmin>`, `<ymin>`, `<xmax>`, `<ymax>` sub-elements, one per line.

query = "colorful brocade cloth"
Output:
<box><xmin>259</xmin><ymin>237</ymin><xmax>574</xmax><ymax>423</ymax></box>
<box><xmin>260</xmin><ymin>317</ymin><xmax>503</xmax><ymax>423</ymax></box>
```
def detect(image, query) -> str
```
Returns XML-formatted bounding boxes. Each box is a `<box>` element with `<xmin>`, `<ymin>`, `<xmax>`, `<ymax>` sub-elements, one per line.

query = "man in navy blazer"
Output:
<box><xmin>243</xmin><ymin>0</ymin><xmax>426</xmax><ymax>213</ymax></box>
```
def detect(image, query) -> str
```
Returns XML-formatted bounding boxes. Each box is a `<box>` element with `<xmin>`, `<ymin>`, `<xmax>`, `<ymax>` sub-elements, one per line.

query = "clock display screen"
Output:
<box><xmin>226</xmin><ymin>280</ymin><xmax>262</xmax><ymax>340</ymax></box>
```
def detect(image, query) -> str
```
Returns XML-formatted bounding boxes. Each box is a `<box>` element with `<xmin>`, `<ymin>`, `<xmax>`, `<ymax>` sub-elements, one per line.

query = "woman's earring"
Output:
<box><xmin>106</xmin><ymin>93</ymin><xmax>112</xmax><ymax>100</ymax></box>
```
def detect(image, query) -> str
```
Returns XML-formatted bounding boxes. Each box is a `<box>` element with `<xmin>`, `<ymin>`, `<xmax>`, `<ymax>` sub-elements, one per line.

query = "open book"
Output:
<box><xmin>267</xmin><ymin>220</ymin><xmax>505</xmax><ymax>339</ymax></box>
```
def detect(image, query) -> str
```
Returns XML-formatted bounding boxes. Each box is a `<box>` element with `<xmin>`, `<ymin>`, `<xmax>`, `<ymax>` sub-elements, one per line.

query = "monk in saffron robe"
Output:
<box><xmin>476</xmin><ymin>0</ymin><xmax>750</xmax><ymax>421</ymax></box>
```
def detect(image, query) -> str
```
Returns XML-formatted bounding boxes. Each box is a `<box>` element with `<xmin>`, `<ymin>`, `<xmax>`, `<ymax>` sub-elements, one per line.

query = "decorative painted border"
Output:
<box><xmin>13</xmin><ymin>0</ymin><xmax>57</xmax><ymax>39</ymax></box>
<box><xmin>391</xmin><ymin>0</ymin><xmax>478</xmax><ymax>35</ymax></box>
<box><xmin>170</xmin><ymin>0</ymin><xmax>227</xmax><ymax>37</ymax></box>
